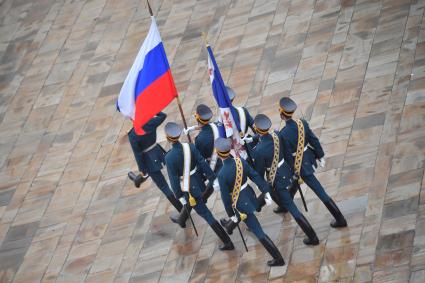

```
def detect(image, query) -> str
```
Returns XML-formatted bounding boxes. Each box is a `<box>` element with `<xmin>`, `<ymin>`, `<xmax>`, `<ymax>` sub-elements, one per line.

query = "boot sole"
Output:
<box><xmin>170</xmin><ymin>218</ymin><xmax>186</xmax><ymax>228</ymax></box>
<box><xmin>267</xmin><ymin>260</ymin><xmax>285</xmax><ymax>266</ymax></box>
<box><xmin>219</xmin><ymin>245</ymin><xmax>235</xmax><ymax>251</ymax></box>
<box><xmin>303</xmin><ymin>239</ymin><xmax>319</xmax><ymax>246</ymax></box>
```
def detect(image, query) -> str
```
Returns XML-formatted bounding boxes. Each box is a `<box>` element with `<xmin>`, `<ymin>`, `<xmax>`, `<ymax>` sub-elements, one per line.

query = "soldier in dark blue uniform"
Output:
<box><xmin>164</xmin><ymin>122</ymin><xmax>234</xmax><ymax>251</ymax></box>
<box><xmin>127</xmin><ymin>112</ymin><xmax>182</xmax><ymax>213</ymax></box>
<box><xmin>215</xmin><ymin>138</ymin><xmax>284</xmax><ymax>266</ymax></box>
<box><xmin>185</xmin><ymin>104</ymin><xmax>222</xmax><ymax>201</ymax></box>
<box><xmin>278</xmin><ymin>97</ymin><xmax>347</xmax><ymax>228</ymax></box>
<box><xmin>252</xmin><ymin>114</ymin><xmax>319</xmax><ymax>245</ymax></box>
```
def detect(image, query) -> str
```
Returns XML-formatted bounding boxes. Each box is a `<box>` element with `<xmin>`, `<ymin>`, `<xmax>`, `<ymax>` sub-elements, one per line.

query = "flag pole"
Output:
<box><xmin>204</xmin><ymin>31</ymin><xmax>248</xmax><ymax>250</ymax></box>
<box><xmin>147</xmin><ymin>0</ymin><xmax>153</xmax><ymax>16</ymax></box>
<box><xmin>202</xmin><ymin>32</ymin><xmax>209</xmax><ymax>47</ymax></box>
<box><xmin>147</xmin><ymin>0</ymin><xmax>197</xmax><ymax>235</ymax></box>
<box><xmin>146</xmin><ymin>0</ymin><xmax>193</xmax><ymax>143</ymax></box>
<box><xmin>175</xmin><ymin>96</ymin><xmax>193</xmax><ymax>143</ymax></box>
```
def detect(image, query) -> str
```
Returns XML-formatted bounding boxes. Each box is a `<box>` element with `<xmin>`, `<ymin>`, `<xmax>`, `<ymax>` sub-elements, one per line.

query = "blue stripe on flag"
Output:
<box><xmin>135</xmin><ymin>42</ymin><xmax>170</xmax><ymax>99</ymax></box>
<box><xmin>207</xmin><ymin>46</ymin><xmax>241</xmax><ymax>132</ymax></box>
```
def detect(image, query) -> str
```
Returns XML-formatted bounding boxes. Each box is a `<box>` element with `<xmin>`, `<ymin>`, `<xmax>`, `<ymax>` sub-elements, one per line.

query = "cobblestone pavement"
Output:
<box><xmin>0</xmin><ymin>0</ymin><xmax>424</xmax><ymax>282</ymax></box>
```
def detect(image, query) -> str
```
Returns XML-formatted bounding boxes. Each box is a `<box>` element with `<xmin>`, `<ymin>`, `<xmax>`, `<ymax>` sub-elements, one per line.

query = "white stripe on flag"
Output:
<box><xmin>117</xmin><ymin>17</ymin><xmax>162</xmax><ymax>119</ymax></box>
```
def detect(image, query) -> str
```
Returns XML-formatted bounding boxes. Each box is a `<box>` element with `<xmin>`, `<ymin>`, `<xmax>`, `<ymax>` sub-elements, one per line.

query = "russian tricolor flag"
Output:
<box><xmin>117</xmin><ymin>17</ymin><xmax>177</xmax><ymax>135</ymax></box>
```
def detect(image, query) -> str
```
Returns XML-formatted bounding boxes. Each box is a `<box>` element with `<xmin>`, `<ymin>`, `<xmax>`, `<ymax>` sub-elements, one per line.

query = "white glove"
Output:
<box><xmin>183</xmin><ymin>126</ymin><xmax>197</xmax><ymax>135</ymax></box>
<box><xmin>264</xmin><ymin>192</ymin><xmax>272</xmax><ymax>206</ymax></box>
<box><xmin>179</xmin><ymin>197</ymin><xmax>187</xmax><ymax>205</ymax></box>
<box><xmin>213</xmin><ymin>179</ymin><xmax>220</xmax><ymax>191</ymax></box>
<box><xmin>319</xmin><ymin>157</ymin><xmax>326</xmax><ymax>168</ymax></box>
<box><xmin>241</xmin><ymin>136</ymin><xmax>253</xmax><ymax>144</ymax></box>
<box><xmin>230</xmin><ymin>215</ymin><xmax>239</xmax><ymax>223</ymax></box>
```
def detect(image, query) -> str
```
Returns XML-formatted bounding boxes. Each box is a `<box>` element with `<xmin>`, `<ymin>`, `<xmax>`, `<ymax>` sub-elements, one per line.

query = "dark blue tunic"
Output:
<box><xmin>217</xmin><ymin>157</ymin><xmax>271</xmax><ymax>239</ymax></box>
<box><xmin>165</xmin><ymin>142</ymin><xmax>217</xmax><ymax>224</ymax></box>
<box><xmin>279</xmin><ymin>119</ymin><xmax>324</xmax><ymax>176</ymax></box>
<box><xmin>128</xmin><ymin>112</ymin><xmax>167</xmax><ymax>174</ymax></box>
<box><xmin>194</xmin><ymin>123</ymin><xmax>222</xmax><ymax>172</ymax></box>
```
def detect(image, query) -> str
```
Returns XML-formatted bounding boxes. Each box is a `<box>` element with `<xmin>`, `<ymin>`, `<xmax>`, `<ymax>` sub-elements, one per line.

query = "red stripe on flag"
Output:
<box><xmin>133</xmin><ymin>69</ymin><xmax>177</xmax><ymax>135</ymax></box>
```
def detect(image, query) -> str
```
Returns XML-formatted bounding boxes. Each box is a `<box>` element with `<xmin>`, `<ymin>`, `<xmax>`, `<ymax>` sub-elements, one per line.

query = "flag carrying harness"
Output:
<box><xmin>182</xmin><ymin>143</ymin><xmax>197</xmax><ymax>206</ymax></box>
<box><xmin>294</xmin><ymin>119</ymin><xmax>305</xmax><ymax>184</ymax></box>
<box><xmin>267</xmin><ymin>132</ymin><xmax>281</xmax><ymax>185</ymax></box>
<box><xmin>231</xmin><ymin>157</ymin><xmax>247</xmax><ymax>221</ymax></box>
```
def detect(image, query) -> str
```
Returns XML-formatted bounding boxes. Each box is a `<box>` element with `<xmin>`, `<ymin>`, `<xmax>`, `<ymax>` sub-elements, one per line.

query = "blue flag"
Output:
<box><xmin>207</xmin><ymin>45</ymin><xmax>247</xmax><ymax>158</ymax></box>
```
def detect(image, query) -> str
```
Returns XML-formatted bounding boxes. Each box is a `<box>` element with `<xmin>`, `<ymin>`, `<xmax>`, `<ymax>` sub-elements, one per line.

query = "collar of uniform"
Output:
<box><xmin>223</xmin><ymin>156</ymin><xmax>234</xmax><ymax>165</ymax></box>
<box><xmin>286</xmin><ymin>118</ymin><xmax>295</xmax><ymax>125</ymax></box>
<box><xmin>201</xmin><ymin>124</ymin><xmax>211</xmax><ymax>132</ymax></box>
<box><xmin>171</xmin><ymin>141</ymin><xmax>182</xmax><ymax>148</ymax></box>
<box><xmin>259</xmin><ymin>133</ymin><xmax>271</xmax><ymax>142</ymax></box>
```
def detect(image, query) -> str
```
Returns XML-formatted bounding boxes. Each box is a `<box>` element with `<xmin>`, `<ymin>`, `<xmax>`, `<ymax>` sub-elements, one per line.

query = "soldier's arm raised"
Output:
<box><xmin>142</xmin><ymin>112</ymin><xmax>167</xmax><ymax>133</ymax></box>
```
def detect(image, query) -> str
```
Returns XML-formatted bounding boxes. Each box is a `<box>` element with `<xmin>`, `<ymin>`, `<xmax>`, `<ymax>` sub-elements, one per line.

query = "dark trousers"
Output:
<box><xmin>302</xmin><ymin>174</ymin><xmax>331</xmax><ymax>203</ymax></box>
<box><xmin>150</xmin><ymin>171</ymin><xmax>174</xmax><ymax>198</ymax></box>
<box><xmin>128</xmin><ymin>132</ymin><xmax>145</xmax><ymax>173</ymax></box>
<box><xmin>192</xmin><ymin>200</ymin><xmax>216</xmax><ymax>225</ymax></box>
<box><xmin>276</xmin><ymin>188</ymin><xmax>303</xmax><ymax>219</ymax></box>
<box><xmin>243</xmin><ymin>213</ymin><xmax>266</xmax><ymax>240</ymax></box>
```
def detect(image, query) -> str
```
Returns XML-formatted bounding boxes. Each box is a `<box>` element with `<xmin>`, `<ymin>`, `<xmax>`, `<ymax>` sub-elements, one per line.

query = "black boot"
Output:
<box><xmin>170</xmin><ymin>205</ymin><xmax>190</xmax><ymax>228</ymax></box>
<box><xmin>128</xmin><ymin>171</ymin><xmax>148</xmax><ymax>188</ymax></box>
<box><xmin>202</xmin><ymin>183</ymin><xmax>214</xmax><ymax>203</ymax></box>
<box><xmin>268</xmin><ymin>190</ymin><xmax>286</xmax><ymax>213</ymax></box>
<box><xmin>220</xmin><ymin>218</ymin><xmax>237</xmax><ymax>235</ymax></box>
<box><xmin>211</xmin><ymin>221</ymin><xmax>234</xmax><ymax>251</ymax></box>
<box><xmin>257</xmin><ymin>193</ymin><xmax>266</xmax><ymax>212</ymax></box>
<box><xmin>273</xmin><ymin>206</ymin><xmax>288</xmax><ymax>214</ymax></box>
<box><xmin>288</xmin><ymin>183</ymin><xmax>298</xmax><ymax>199</ymax></box>
<box><xmin>294</xmin><ymin>215</ymin><xmax>319</xmax><ymax>245</ymax></box>
<box><xmin>166</xmin><ymin>195</ymin><xmax>183</xmax><ymax>212</ymax></box>
<box><xmin>259</xmin><ymin>235</ymin><xmax>285</xmax><ymax>266</ymax></box>
<box><xmin>324</xmin><ymin>199</ymin><xmax>347</xmax><ymax>228</ymax></box>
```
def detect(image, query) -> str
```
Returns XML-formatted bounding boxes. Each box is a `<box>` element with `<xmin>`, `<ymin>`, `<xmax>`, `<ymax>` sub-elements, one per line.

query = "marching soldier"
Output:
<box><xmin>127</xmin><ymin>112</ymin><xmax>182</xmax><ymax>213</ymax></box>
<box><xmin>252</xmin><ymin>114</ymin><xmax>319</xmax><ymax>245</ymax></box>
<box><xmin>164</xmin><ymin>122</ymin><xmax>234</xmax><ymax>251</ymax></box>
<box><xmin>185</xmin><ymin>104</ymin><xmax>222</xmax><ymax>201</ymax></box>
<box><xmin>278</xmin><ymin>97</ymin><xmax>347</xmax><ymax>228</ymax></box>
<box><xmin>215</xmin><ymin>137</ymin><xmax>284</xmax><ymax>266</ymax></box>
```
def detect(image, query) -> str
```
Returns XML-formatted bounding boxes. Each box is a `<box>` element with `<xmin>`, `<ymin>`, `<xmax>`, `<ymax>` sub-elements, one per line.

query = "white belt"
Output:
<box><xmin>292</xmin><ymin>146</ymin><xmax>308</xmax><ymax>156</ymax></box>
<box><xmin>180</xmin><ymin>168</ymin><xmax>197</xmax><ymax>181</ymax></box>
<box><xmin>142</xmin><ymin>143</ymin><xmax>157</xmax><ymax>153</ymax></box>
<box><xmin>240</xmin><ymin>181</ymin><xmax>248</xmax><ymax>191</ymax></box>
<box><xmin>278</xmin><ymin>159</ymin><xmax>285</xmax><ymax>167</ymax></box>
<box><xmin>267</xmin><ymin>159</ymin><xmax>285</xmax><ymax>172</ymax></box>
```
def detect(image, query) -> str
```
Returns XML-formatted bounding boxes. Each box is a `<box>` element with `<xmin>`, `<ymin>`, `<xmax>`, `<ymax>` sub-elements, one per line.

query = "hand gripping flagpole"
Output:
<box><xmin>147</xmin><ymin>0</ymin><xmax>197</xmax><ymax>236</ymax></box>
<box><xmin>202</xmin><ymin>32</ymin><xmax>248</xmax><ymax>252</ymax></box>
